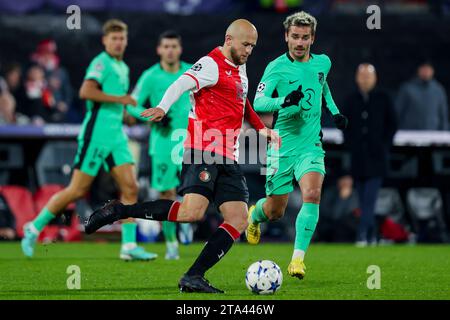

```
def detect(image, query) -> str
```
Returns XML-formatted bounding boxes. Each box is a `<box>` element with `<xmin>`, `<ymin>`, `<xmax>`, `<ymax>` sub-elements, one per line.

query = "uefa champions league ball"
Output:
<box><xmin>245</xmin><ymin>260</ymin><xmax>283</xmax><ymax>295</ymax></box>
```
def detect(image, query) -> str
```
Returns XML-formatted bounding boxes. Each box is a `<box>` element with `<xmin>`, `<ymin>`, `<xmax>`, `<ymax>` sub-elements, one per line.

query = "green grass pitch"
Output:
<box><xmin>0</xmin><ymin>242</ymin><xmax>449</xmax><ymax>300</ymax></box>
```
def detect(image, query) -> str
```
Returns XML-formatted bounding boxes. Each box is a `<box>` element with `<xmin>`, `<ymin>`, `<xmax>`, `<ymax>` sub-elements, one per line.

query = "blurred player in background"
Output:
<box><xmin>246</xmin><ymin>11</ymin><xmax>348</xmax><ymax>279</ymax></box>
<box><xmin>21</xmin><ymin>19</ymin><xmax>157</xmax><ymax>261</ymax></box>
<box><xmin>126</xmin><ymin>30</ymin><xmax>193</xmax><ymax>260</ymax></box>
<box><xmin>85</xmin><ymin>19</ymin><xmax>280</xmax><ymax>293</ymax></box>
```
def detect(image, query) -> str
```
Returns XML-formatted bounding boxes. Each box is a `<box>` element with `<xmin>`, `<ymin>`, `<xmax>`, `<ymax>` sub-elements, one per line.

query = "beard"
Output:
<box><xmin>230</xmin><ymin>47</ymin><xmax>244</xmax><ymax>65</ymax></box>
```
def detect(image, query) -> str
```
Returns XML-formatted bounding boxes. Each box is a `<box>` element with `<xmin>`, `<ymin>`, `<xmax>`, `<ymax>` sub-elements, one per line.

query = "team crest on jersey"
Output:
<box><xmin>257</xmin><ymin>82</ymin><xmax>266</xmax><ymax>92</ymax></box>
<box><xmin>318</xmin><ymin>72</ymin><xmax>324</xmax><ymax>85</ymax></box>
<box><xmin>191</xmin><ymin>63</ymin><xmax>202</xmax><ymax>72</ymax></box>
<box><xmin>199</xmin><ymin>169</ymin><xmax>211</xmax><ymax>183</ymax></box>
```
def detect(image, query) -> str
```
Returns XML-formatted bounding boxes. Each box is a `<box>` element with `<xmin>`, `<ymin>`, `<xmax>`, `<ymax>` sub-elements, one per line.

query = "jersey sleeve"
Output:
<box><xmin>245</xmin><ymin>99</ymin><xmax>265</xmax><ymax>130</ymax></box>
<box><xmin>321</xmin><ymin>56</ymin><xmax>340</xmax><ymax>115</ymax></box>
<box><xmin>323</xmin><ymin>81</ymin><xmax>340</xmax><ymax>115</ymax></box>
<box><xmin>253</xmin><ymin>62</ymin><xmax>285</xmax><ymax>112</ymax></box>
<box><xmin>127</xmin><ymin>71</ymin><xmax>151</xmax><ymax>121</ymax></box>
<box><xmin>84</xmin><ymin>56</ymin><xmax>109</xmax><ymax>85</ymax></box>
<box><xmin>183</xmin><ymin>56</ymin><xmax>218</xmax><ymax>91</ymax></box>
<box><xmin>131</xmin><ymin>71</ymin><xmax>152</xmax><ymax>108</ymax></box>
<box><xmin>158</xmin><ymin>74</ymin><xmax>197</xmax><ymax>113</ymax></box>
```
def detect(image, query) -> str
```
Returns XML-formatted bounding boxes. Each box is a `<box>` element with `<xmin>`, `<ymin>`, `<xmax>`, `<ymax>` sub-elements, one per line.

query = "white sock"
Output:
<box><xmin>292</xmin><ymin>249</ymin><xmax>305</xmax><ymax>260</ymax></box>
<box><xmin>166</xmin><ymin>241</ymin><xmax>179</xmax><ymax>250</ymax></box>
<box><xmin>28</xmin><ymin>223</ymin><xmax>40</xmax><ymax>235</ymax></box>
<box><xmin>121</xmin><ymin>242</ymin><xmax>137</xmax><ymax>251</ymax></box>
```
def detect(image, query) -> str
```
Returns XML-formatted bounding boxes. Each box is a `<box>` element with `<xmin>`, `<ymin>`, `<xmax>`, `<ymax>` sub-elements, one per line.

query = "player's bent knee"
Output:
<box><xmin>123</xmin><ymin>183</ymin><xmax>139</xmax><ymax>198</ymax></box>
<box><xmin>268</xmin><ymin>208</ymin><xmax>285</xmax><ymax>221</ymax></box>
<box><xmin>179</xmin><ymin>205</ymin><xmax>205</xmax><ymax>222</ymax></box>
<box><xmin>302</xmin><ymin>188</ymin><xmax>322</xmax><ymax>203</ymax></box>
<box><xmin>265</xmin><ymin>201</ymin><xmax>286</xmax><ymax>221</ymax></box>
<box><xmin>190</xmin><ymin>209</ymin><xmax>205</xmax><ymax>222</ymax></box>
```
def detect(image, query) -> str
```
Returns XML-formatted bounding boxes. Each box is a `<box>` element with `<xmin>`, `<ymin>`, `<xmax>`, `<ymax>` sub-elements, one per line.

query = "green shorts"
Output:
<box><xmin>265</xmin><ymin>149</ymin><xmax>326</xmax><ymax>196</ymax></box>
<box><xmin>73</xmin><ymin>140</ymin><xmax>135</xmax><ymax>176</ymax></box>
<box><xmin>151</xmin><ymin>154</ymin><xmax>182</xmax><ymax>192</ymax></box>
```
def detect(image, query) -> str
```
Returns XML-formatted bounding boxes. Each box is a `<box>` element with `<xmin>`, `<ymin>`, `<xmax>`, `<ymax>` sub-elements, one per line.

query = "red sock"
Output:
<box><xmin>167</xmin><ymin>201</ymin><xmax>181</xmax><ymax>222</ymax></box>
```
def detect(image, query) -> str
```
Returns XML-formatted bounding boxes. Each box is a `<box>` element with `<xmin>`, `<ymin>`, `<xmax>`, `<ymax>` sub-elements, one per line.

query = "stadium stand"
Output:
<box><xmin>0</xmin><ymin>185</ymin><xmax>35</xmax><ymax>238</ymax></box>
<box><xmin>0</xmin><ymin>1</ymin><xmax>449</xmax><ymax>243</ymax></box>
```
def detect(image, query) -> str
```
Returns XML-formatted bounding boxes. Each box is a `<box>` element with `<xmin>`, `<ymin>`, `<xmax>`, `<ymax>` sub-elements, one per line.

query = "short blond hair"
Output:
<box><xmin>283</xmin><ymin>11</ymin><xmax>317</xmax><ymax>35</ymax></box>
<box><xmin>102</xmin><ymin>19</ymin><xmax>128</xmax><ymax>36</ymax></box>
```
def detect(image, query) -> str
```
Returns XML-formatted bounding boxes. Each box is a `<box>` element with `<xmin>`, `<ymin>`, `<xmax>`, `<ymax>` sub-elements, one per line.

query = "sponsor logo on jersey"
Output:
<box><xmin>301</xmin><ymin>88</ymin><xmax>315</xmax><ymax>111</ymax></box>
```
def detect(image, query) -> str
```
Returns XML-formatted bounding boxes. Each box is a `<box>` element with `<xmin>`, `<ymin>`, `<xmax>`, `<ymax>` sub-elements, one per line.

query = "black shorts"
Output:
<box><xmin>177</xmin><ymin>149</ymin><xmax>249</xmax><ymax>208</ymax></box>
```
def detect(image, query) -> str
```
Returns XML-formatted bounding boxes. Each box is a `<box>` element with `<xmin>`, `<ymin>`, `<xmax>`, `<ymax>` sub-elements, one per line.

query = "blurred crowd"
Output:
<box><xmin>1</xmin><ymin>42</ymin><xmax>448</xmax><ymax>130</ymax></box>
<box><xmin>0</xmin><ymin>39</ymin><xmax>74</xmax><ymax>126</ymax></box>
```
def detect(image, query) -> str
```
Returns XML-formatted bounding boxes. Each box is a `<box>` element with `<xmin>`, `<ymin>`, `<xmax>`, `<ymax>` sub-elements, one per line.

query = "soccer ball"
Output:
<box><xmin>136</xmin><ymin>220</ymin><xmax>161</xmax><ymax>242</ymax></box>
<box><xmin>245</xmin><ymin>260</ymin><xmax>283</xmax><ymax>295</ymax></box>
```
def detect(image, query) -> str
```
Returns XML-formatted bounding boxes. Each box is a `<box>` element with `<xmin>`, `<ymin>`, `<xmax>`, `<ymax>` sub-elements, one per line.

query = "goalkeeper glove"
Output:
<box><xmin>281</xmin><ymin>85</ymin><xmax>304</xmax><ymax>108</ymax></box>
<box><xmin>333</xmin><ymin>114</ymin><xmax>348</xmax><ymax>130</ymax></box>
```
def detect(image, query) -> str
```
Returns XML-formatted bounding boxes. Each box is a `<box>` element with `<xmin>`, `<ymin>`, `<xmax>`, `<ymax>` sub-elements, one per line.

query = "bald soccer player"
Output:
<box><xmin>85</xmin><ymin>19</ymin><xmax>280</xmax><ymax>293</ymax></box>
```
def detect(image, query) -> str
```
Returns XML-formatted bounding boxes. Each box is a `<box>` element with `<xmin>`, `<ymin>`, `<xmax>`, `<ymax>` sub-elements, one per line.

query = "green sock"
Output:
<box><xmin>32</xmin><ymin>207</ymin><xmax>56</xmax><ymax>232</ymax></box>
<box><xmin>162</xmin><ymin>221</ymin><xmax>177</xmax><ymax>243</ymax></box>
<box><xmin>121</xmin><ymin>222</ymin><xmax>137</xmax><ymax>245</ymax></box>
<box><xmin>294</xmin><ymin>202</ymin><xmax>319</xmax><ymax>251</ymax></box>
<box><xmin>251</xmin><ymin>198</ymin><xmax>270</xmax><ymax>223</ymax></box>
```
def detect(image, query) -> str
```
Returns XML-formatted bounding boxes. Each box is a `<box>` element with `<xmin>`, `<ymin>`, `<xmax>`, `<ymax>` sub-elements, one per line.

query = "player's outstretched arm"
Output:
<box><xmin>323</xmin><ymin>81</ymin><xmax>348</xmax><ymax>130</ymax></box>
<box><xmin>259</xmin><ymin>127</ymin><xmax>281</xmax><ymax>150</ymax></box>
<box><xmin>125</xmin><ymin>104</ymin><xmax>148</xmax><ymax>121</ymax></box>
<box><xmin>323</xmin><ymin>81</ymin><xmax>339</xmax><ymax>115</ymax></box>
<box><xmin>253</xmin><ymin>63</ymin><xmax>289</xmax><ymax>112</ymax></box>
<box><xmin>125</xmin><ymin>74</ymin><xmax>152</xmax><ymax>121</ymax></box>
<box><xmin>140</xmin><ymin>75</ymin><xmax>196</xmax><ymax>122</ymax></box>
<box><xmin>79</xmin><ymin>79</ymin><xmax>136</xmax><ymax>106</ymax></box>
<box><xmin>254</xmin><ymin>93</ymin><xmax>286</xmax><ymax>113</ymax></box>
<box><xmin>245</xmin><ymin>99</ymin><xmax>281</xmax><ymax>150</ymax></box>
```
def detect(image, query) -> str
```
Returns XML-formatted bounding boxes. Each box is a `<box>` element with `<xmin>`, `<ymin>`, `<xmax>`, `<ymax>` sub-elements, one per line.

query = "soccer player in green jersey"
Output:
<box><xmin>245</xmin><ymin>11</ymin><xmax>348</xmax><ymax>279</ymax></box>
<box><xmin>21</xmin><ymin>19</ymin><xmax>157</xmax><ymax>261</ymax></box>
<box><xmin>126</xmin><ymin>31</ymin><xmax>193</xmax><ymax>260</ymax></box>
